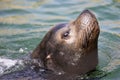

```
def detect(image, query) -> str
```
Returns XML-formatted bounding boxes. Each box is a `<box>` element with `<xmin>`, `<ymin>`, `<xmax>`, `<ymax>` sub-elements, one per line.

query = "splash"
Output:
<box><xmin>0</xmin><ymin>58</ymin><xmax>25</xmax><ymax>76</ymax></box>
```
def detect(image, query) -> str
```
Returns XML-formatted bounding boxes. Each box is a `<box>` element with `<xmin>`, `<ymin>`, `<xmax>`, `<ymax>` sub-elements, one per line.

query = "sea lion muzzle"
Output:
<box><xmin>31</xmin><ymin>10</ymin><xmax>100</xmax><ymax>75</ymax></box>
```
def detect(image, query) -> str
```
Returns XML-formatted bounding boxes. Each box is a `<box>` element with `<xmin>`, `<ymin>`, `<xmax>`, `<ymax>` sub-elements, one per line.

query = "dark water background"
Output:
<box><xmin>0</xmin><ymin>0</ymin><xmax>120</xmax><ymax>79</ymax></box>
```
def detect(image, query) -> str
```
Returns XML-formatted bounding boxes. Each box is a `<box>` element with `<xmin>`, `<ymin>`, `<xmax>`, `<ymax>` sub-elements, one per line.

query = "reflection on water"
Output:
<box><xmin>0</xmin><ymin>0</ymin><xmax>120</xmax><ymax>79</ymax></box>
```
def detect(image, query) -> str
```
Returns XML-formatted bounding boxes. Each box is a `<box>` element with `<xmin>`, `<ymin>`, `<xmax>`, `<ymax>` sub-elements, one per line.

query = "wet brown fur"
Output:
<box><xmin>31</xmin><ymin>10</ymin><xmax>100</xmax><ymax>76</ymax></box>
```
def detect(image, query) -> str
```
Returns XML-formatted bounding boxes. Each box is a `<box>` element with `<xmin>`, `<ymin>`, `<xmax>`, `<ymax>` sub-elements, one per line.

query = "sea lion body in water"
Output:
<box><xmin>0</xmin><ymin>10</ymin><xmax>100</xmax><ymax>80</ymax></box>
<box><xmin>31</xmin><ymin>10</ymin><xmax>100</xmax><ymax>76</ymax></box>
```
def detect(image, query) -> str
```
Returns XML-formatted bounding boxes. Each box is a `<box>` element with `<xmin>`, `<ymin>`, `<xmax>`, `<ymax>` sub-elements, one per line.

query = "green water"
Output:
<box><xmin>0</xmin><ymin>0</ymin><xmax>120</xmax><ymax>79</ymax></box>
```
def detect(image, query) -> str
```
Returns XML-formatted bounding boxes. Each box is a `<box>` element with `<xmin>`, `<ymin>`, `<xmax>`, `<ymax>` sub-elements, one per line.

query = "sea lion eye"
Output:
<box><xmin>64</xmin><ymin>31</ymin><xmax>69</xmax><ymax>37</ymax></box>
<box><xmin>62</xmin><ymin>31</ymin><xmax>70</xmax><ymax>39</ymax></box>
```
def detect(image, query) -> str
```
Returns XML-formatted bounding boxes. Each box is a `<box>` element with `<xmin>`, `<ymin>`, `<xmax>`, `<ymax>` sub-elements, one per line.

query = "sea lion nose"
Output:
<box><xmin>81</xmin><ymin>10</ymin><xmax>94</xmax><ymax>16</ymax></box>
<box><xmin>74</xmin><ymin>10</ymin><xmax>97</xmax><ymax>29</ymax></box>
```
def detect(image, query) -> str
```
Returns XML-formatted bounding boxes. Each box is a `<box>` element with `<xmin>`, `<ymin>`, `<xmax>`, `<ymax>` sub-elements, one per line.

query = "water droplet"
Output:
<box><xmin>19</xmin><ymin>48</ymin><xmax>24</xmax><ymax>53</ymax></box>
<box><xmin>25</xmin><ymin>47</ymin><xmax>28</xmax><ymax>50</ymax></box>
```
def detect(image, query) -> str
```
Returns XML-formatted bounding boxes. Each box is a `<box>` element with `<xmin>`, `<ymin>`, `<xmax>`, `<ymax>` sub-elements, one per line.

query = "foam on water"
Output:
<box><xmin>0</xmin><ymin>57</ymin><xmax>25</xmax><ymax>76</ymax></box>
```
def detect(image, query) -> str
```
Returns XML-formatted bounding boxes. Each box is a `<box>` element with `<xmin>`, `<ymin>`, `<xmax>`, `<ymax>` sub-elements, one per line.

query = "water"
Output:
<box><xmin>0</xmin><ymin>0</ymin><xmax>120</xmax><ymax>79</ymax></box>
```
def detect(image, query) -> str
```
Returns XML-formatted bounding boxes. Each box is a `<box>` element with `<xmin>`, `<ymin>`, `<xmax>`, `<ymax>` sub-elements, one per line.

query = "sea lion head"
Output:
<box><xmin>31</xmin><ymin>10</ymin><xmax>100</xmax><ymax>75</ymax></box>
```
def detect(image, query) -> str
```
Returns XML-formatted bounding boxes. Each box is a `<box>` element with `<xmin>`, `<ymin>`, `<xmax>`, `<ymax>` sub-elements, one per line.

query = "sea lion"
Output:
<box><xmin>31</xmin><ymin>10</ymin><xmax>100</xmax><ymax>76</ymax></box>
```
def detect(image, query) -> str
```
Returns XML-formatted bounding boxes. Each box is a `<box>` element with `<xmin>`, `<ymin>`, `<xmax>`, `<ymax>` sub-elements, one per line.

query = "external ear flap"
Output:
<box><xmin>74</xmin><ymin>10</ymin><xmax>99</xmax><ymax>48</ymax></box>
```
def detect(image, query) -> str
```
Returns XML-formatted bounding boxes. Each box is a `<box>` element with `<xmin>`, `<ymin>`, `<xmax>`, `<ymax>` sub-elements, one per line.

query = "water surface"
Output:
<box><xmin>0</xmin><ymin>0</ymin><xmax>120</xmax><ymax>79</ymax></box>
